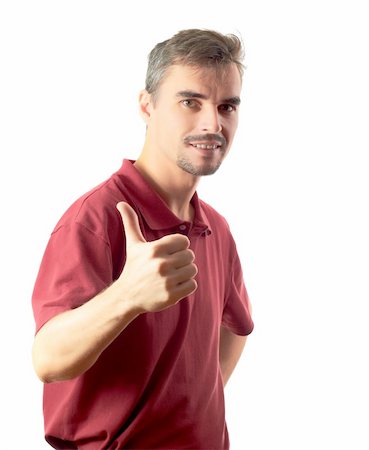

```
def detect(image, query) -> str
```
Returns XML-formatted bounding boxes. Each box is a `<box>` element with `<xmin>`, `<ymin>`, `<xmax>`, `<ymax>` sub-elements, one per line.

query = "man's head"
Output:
<box><xmin>139</xmin><ymin>29</ymin><xmax>245</xmax><ymax>178</ymax></box>
<box><xmin>145</xmin><ymin>29</ymin><xmax>245</xmax><ymax>103</ymax></box>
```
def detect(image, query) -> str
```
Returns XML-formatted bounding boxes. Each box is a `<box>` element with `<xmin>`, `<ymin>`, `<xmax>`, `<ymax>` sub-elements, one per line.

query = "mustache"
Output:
<box><xmin>184</xmin><ymin>133</ymin><xmax>227</xmax><ymax>147</ymax></box>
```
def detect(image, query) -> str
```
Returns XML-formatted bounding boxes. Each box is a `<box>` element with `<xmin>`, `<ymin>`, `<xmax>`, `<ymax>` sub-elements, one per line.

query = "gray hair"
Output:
<box><xmin>145</xmin><ymin>29</ymin><xmax>245</xmax><ymax>101</ymax></box>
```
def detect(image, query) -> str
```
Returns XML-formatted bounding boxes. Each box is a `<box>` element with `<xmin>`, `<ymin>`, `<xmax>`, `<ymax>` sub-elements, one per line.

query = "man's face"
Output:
<box><xmin>144</xmin><ymin>63</ymin><xmax>242</xmax><ymax>177</ymax></box>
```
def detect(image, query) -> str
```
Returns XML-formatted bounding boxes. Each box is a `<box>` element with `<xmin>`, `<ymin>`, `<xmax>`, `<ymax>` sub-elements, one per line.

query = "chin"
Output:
<box><xmin>177</xmin><ymin>158</ymin><xmax>222</xmax><ymax>176</ymax></box>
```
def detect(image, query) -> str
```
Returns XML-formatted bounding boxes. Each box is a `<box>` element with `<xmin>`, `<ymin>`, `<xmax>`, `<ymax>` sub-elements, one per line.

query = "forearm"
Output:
<box><xmin>219</xmin><ymin>326</ymin><xmax>247</xmax><ymax>386</ymax></box>
<box><xmin>32</xmin><ymin>281</ymin><xmax>141</xmax><ymax>383</ymax></box>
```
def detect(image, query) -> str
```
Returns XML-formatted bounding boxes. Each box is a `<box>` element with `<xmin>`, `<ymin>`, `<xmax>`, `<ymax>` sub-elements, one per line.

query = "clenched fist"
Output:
<box><xmin>116</xmin><ymin>202</ymin><xmax>198</xmax><ymax>313</ymax></box>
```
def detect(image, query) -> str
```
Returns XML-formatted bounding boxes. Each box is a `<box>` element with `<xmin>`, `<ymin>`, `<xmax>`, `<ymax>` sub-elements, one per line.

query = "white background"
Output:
<box><xmin>1</xmin><ymin>1</ymin><xmax>368</xmax><ymax>449</ymax></box>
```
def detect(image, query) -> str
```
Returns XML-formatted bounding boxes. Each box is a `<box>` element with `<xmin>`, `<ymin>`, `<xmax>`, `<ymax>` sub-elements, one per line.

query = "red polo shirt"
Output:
<box><xmin>32</xmin><ymin>159</ymin><xmax>254</xmax><ymax>449</ymax></box>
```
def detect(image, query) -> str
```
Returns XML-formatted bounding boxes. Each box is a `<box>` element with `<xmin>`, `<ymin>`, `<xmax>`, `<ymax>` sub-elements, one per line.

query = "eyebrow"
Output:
<box><xmin>176</xmin><ymin>90</ymin><xmax>241</xmax><ymax>105</ymax></box>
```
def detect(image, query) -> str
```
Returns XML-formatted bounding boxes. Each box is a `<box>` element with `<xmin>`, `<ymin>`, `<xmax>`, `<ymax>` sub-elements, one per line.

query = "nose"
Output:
<box><xmin>199</xmin><ymin>106</ymin><xmax>222</xmax><ymax>134</ymax></box>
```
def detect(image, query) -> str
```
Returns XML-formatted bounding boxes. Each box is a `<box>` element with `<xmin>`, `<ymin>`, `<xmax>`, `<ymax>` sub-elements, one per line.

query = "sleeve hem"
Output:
<box><xmin>221</xmin><ymin>319</ymin><xmax>254</xmax><ymax>336</ymax></box>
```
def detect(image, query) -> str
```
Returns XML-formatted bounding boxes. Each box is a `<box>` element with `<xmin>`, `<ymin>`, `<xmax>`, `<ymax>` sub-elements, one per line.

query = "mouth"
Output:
<box><xmin>189</xmin><ymin>142</ymin><xmax>222</xmax><ymax>150</ymax></box>
<box><xmin>184</xmin><ymin>134</ymin><xmax>226</xmax><ymax>152</ymax></box>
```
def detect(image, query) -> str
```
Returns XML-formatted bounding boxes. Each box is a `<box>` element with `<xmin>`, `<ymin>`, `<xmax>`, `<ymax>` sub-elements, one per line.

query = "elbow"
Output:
<box><xmin>35</xmin><ymin>372</ymin><xmax>55</xmax><ymax>384</ymax></box>
<box><xmin>32</xmin><ymin>340</ymin><xmax>75</xmax><ymax>383</ymax></box>
<box><xmin>32</xmin><ymin>353</ymin><xmax>77</xmax><ymax>383</ymax></box>
<box><xmin>32</xmin><ymin>338</ymin><xmax>92</xmax><ymax>383</ymax></box>
<box><xmin>32</xmin><ymin>342</ymin><xmax>58</xmax><ymax>383</ymax></box>
<box><xmin>32</xmin><ymin>324</ymin><xmax>61</xmax><ymax>383</ymax></box>
<box><xmin>32</xmin><ymin>355</ymin><xmax>53</xmax><ymax>384</ymax></box>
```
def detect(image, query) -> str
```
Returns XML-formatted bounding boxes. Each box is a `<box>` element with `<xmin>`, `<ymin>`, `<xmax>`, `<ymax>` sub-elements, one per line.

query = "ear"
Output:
<box><xmin>138</xmin><ymin>89</ymin><xmax>153</xmax><ymax>124</ymax></box>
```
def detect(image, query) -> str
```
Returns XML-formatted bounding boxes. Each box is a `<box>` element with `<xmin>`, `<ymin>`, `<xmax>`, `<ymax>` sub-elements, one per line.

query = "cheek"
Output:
<box><xmin>223</xmin><ymin>118</ymin><xmax>238</xmax><ymax>139</ymax></box>
<box><xmin>152</xmin><ymin>106</ymin><xmax>197</xmax><ymax>142</ymax></box>
<box><xmin>169</xmin><ymin>111</ymin><xmax>196</xmax><ymax>138</ymax></box>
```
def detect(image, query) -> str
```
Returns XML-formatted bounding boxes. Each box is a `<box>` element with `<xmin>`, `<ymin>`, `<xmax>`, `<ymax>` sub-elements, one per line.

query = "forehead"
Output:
<box><xmin>157</xmin><ymin>63</ymin><xmax>242</xmax><ymax>99</ymax></box>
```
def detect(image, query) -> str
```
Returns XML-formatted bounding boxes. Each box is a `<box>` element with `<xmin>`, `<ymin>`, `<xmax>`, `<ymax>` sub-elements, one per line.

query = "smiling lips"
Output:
<box><xmin>190</xmin><ymin>143</ymin><xmax>221</xmax><ymax>150</ymax></box>
<box><xmin>184</xmin><ymin>134</ymin><xmax>226</xmax><ymax>150</ymax></box>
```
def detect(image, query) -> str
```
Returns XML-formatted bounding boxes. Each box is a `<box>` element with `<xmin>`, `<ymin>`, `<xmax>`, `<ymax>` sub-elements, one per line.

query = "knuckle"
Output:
<box><xmin>180</xmin><ymin>279</ymin><xmax>197</xmax><ymax>299</ymax></box>
<box><xmin>189</xmin><ymin>278</ymin><xmax>198</xmax><ymax>292</ymax></box>
<box><xmin>149</xmin><ymin>243</ymin><xmax>161</xmax><ymax>258</ymax></box>
<box><xmin>156</xmin><ymin>258</ymin><xmax>168</xmax><ymax>275</ymax></box>
<box><xmin>174</xmin><ymin>233</ymin><xmax>190</xmax><ymax>246</ymax></box>
<box><xmin>183</xmin><ymin>235</ymin><xmax>191</xmax><ymax>247</ymax></box>
<box><xmin>191</xmin><ymin>263</ymin><xmax>198</xmax><ymax>276</ymax></box>
<box><xmin>164</xmin><ymin>276</ymin><xmax>176</xmax><ymax>291</ymax></box>
<box><xmin>187</xmin><ymin>249</ymin><xmax>195</xmax><ymax>261</ymax></box>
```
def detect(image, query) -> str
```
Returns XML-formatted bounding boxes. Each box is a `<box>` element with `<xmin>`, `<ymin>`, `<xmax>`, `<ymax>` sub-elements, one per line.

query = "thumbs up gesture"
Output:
<box><xmin>116</xmin><ymin>202</ymin><xmax>198</xmax><ymax>313</ymax></box>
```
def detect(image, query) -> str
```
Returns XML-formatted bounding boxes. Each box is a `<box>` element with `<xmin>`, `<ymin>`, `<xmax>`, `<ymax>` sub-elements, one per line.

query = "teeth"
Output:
<box><xmin>192</xmin><ymin>144</ymin><xmax>219</xmax><ymax>149</ymax></box>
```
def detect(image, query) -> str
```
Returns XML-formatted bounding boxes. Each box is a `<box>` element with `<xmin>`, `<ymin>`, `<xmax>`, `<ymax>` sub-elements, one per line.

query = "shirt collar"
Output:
<box><xmin>115</xmin><ymin>159</ymin><xmax>212</xmax><ymax>236</ymax></box>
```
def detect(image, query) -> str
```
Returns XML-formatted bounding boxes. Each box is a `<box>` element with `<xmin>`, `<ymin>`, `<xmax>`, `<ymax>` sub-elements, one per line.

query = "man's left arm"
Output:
<box><xmin>219</xmin><ymin>326</ymin><xmax>248</xmax><ymax>386</ymax></box>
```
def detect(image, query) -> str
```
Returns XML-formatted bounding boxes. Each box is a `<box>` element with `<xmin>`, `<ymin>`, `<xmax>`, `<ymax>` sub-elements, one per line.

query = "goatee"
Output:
<box><xmin>176</xmin><ymin>157</ymin><xmax>223</xmax><ymax>176</ymax></box>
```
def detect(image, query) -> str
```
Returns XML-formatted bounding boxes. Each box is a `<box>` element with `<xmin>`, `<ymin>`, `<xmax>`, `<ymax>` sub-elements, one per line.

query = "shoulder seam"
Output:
<box><xmin>74</xmin><ymin>179</ymin><xmax>112</xmax><ymax>222</ymax></box>
<box><xmin>52</xmin><ymin>221</ymin><xmax>111</xmax><ymax>248</ymax></box>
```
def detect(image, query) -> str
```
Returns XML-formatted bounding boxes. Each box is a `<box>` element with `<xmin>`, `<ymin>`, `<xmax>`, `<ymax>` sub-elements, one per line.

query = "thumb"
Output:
<box><xmin>116</xmin><ymin>202</ymin><xmax>146</xmax><ymax>245</ymax></box>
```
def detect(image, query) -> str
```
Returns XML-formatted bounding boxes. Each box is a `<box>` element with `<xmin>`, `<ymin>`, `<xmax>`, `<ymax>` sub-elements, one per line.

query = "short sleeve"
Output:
<box><xmin>222</xmin><ymin>247</ymin><xmax>254</xmax><ymax>336</ymax></box>
<box><xmin>32</xmin><ymin>222</ymin><xmax>113</xmax><ymax>333</ymax></box>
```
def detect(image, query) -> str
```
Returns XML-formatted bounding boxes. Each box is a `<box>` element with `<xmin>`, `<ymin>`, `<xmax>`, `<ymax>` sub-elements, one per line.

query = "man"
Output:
<box><xmin>32</xmin><ymin>28</ymin><xmax>254</xmax><ymax>449</ymax></box>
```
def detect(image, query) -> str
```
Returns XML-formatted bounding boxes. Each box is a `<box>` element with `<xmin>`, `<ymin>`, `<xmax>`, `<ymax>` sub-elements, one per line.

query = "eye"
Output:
<box><xmin>181</xmin><ymin>99</ymin><xmax>199</xmax><ymax>109</ymax></box>
<box><xmin>219</xmin><ymin>104</ymin><xmax>237</xmax><ymax>113</ymax></box>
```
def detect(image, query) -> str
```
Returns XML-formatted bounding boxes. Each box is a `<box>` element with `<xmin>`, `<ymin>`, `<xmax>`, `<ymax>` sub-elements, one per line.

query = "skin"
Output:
<box><xmin>32</xmin><ymin>62</ymin><xmax>249</xmax><ymax>386</ymax></box>
<box><xmin>135</xmin><ymin>64</ymin><xmax>242</xmax><ymax>220</ymax></box>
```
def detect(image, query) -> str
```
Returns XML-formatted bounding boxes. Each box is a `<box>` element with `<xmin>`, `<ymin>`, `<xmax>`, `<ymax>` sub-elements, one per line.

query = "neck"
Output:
<box><xmin>134</xmin><ymin>152</ymin><xmax>199</xmax><ymax>222</ymax></box>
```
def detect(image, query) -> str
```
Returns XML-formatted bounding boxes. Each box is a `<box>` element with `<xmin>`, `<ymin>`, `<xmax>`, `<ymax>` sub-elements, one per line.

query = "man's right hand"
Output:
<box><xmin>116</xmin><ymin>202</ymin><xmax>198</xmax><ymax>313</ymax></box>
<box><xmin>32</xmin><ymin>202</ymin><xmax>198</xmax><ymax>383</ymax></box>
